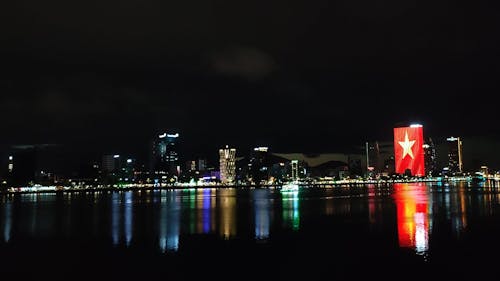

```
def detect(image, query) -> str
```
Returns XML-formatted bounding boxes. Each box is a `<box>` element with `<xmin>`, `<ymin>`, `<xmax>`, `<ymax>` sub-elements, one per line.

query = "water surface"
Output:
<box><xmin>1</xmin><ymin>181</ymin><xmax>500</xmax><ymax>280</ymax></box>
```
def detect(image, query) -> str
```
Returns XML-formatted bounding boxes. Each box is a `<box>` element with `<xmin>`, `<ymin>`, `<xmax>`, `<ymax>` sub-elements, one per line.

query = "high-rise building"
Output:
<box><xmin>186</xmin><ymin>160</ymin><xmax>197</xmax><ymax>172</ymax></box>
<box><xmin>423</xmin><ymin>138</ymin><xmax>437</xmax><ymax>176</ymax></box>
<box><xmin>364</xmin><ymin>141</ymin><xmax>394</xmax><ymax>177</ymax></box>
<box><xmin>393</xmin><ymin>124</ymin><xmax>426</xmax><ymax>177</ymax></box>
<box><xmin>249</xmin><ymin>147</ymin><xmax>270</xmax><ymax>185</ymax></box>
<box><xmin>366</xmin><ymin>141</ymin><xmax>381</xmax><ymax>177</ymax></box>
<box><xmin>101</xmin><ymin>155</ymin><xmax>138</xmax><ymax>184</ymax></box>
<box><xmin>291</xmin><ymin>160</ymin><xmax>299</xmax><ymax>180</ymax></box>
<box><xmin>8</xmin><ymin>148</ymin><xmax>36</xmax><ymax>186</ymax></box>
<box><xmin>102</xmin><ymin>154</ymin><xmax>121</xmax><ymax>172</ymax></box>
<box><xmin>197</xmin><ymin>159</ymin><xmax>207</xmax><ymax>173</ymax></box>
<box><xmin>366</xmin><ymin>142</ymin><xmax>379</xmax><ymax>170</ymax></box>
<box><xmin>480</xmin><ymin>166</ymin><xmax>489</xmax><ymax>176</ymax></box>
<box><xmin>219</xmin><ymin>145</ymin><xmax>236</xmax><ymax>184</ymax></box>
<box><xmin>447</xmin><ymin>137</ymin><xmax>463</xmax><ymax>174</ymax></box>
<box><xmin>152</xmin><ymin>132</ymin><xmax>180</xmax><ymax>179</ymax></box>
<box><xmin>7</xmin><ymin>155</ymin><xmax>13</xmax><ymax>174</ymax></box>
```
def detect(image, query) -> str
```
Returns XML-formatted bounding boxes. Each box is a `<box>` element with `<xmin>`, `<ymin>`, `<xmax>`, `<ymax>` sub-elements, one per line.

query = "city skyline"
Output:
<box><xmin>1</xmin><ymin>2</ymin><xmax>499</xmax><ymax>280</ymax></box>
<box><xmin>1</xmin><ymin>129</ymin><xmax>500</xmax><ymax>179</ymax></box>
<box><xmin>1</xmin><ymin>127</ymin><xmax>497</xmax><ymax>189</ymax></box>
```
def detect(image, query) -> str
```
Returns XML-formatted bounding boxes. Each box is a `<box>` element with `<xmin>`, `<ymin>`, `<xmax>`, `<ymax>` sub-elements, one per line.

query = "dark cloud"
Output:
<box><xmin>210</xmin><ymin>47</ymin><xmax>277</xmax><ymax>81</ymax></box>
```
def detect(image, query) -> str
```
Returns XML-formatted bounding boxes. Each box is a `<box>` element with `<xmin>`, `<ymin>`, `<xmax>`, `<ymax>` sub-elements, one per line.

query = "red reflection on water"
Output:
<box><xmin>393</xmin><ymin>183</ymin><xmax>429</xmax><ymax>253</ymax></box>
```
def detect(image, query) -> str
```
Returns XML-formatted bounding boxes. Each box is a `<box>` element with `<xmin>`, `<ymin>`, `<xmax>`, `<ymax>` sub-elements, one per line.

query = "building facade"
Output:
<box><xmin>447</xmin><ymin>137</ymin><xmax>463</xmax><ymax>174</ymax></box>
<box><xmin>219</xmin><ymin>145</ymin><xmax>236</xmax><ymax>184</ymax></box>
<box><xmin>423</xmin><ymin>137</ymin><xmax>437</xmax><ymax>176</ymax></box>
<box><xmin>393</xmin><ymin>124</ymin><xmax>426</xmax><ymax>177</ymax></box>
<box><xmin>152</xmin><ymin>132</ymin><xmax>180</xmax><ymax>181</ymax></box>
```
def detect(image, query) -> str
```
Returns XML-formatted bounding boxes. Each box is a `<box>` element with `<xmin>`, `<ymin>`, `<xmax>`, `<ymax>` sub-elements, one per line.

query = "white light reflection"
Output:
<box><xmin>414</xmin><ymin>212</ymin><xmax>428</xmax><ymax>254</ymax></box>
<box><xmin>3</xmin><ymin>199</ymin><xmax>12</xmax><ymax>243</ymax></box>
<box><xmin>159</xmin><ymin>190</ymin><xmax>181</xmax><ymax>253</ymax></box>
<box><xmin>124</xmin><ymin>192</ymin><xmax>133</xmax><ymax>247</ymax></box>
<box><xmin>111</xmin><ymin>192</ymin><xmax>120</xmax><ymax>246</ymax></box>
<box><xmin>282</xmin><ymin>190</ymin><xmax>300</xmax><ymax>231</ymax></box>
<box><xmin>254</xmin><ymin>189</ymin><xmax>271</xmax><ymax>240</ymax></box>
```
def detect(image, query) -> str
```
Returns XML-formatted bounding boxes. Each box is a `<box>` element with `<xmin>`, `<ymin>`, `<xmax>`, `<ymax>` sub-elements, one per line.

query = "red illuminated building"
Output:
<box><xmin>393</xmin><ymin>125</ymin><xmax>425</xmax><ymax>177</ymax></box>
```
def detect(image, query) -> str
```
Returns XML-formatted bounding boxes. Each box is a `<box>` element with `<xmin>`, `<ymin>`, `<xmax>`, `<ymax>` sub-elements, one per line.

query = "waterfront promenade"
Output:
<box><xmin>2</xmin><ymin>175</ymin><xmax>498</xmax><ymax>194</ymax></box>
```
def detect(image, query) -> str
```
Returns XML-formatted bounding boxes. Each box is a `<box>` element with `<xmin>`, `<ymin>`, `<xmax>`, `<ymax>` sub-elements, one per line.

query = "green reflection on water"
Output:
<box><xmin>282</xmin><ymin>190</ymin><xmax>300</xmax><ymax>231</ymax></box>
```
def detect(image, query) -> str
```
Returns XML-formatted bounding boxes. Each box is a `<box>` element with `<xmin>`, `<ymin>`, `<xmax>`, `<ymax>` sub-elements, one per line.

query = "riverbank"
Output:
<box><xmin>2</xmin><ymin>175</ymin><xmax>497</xmax><ymax>195</ymax></box>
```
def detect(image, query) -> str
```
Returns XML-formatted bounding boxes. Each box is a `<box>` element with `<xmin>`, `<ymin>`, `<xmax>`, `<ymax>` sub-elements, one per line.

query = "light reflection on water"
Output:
<box><xmin>159</xmin><ymin>189</ymin><xmax>180</xmax><ymax>252</ymax></box>
<box><xmin>282</xmin><ymin>189</ymin><xmax>300</xmax><ymax>231</ymax></box>
<box><xmin>1</xmin><ymin>182</ymin><xmax>500</xmax><ymax>256</ymax></box>
<box><xmin>219</xmin><ymin>189</ymin><xmax>237</xmax><ymax>240</ymax></box>
<box><xmin>2</xmin><ymin>199</ymin><xmax>11</xmax><ymax>243</ymax></box>
<box><xmin>111</xmin><ymin>192</ymin><xmax>133</xmax><ymax>247</ymax></box>
<box><xmin>254</xmin><ymin>189</ymin><xmax>272</xmax><ymax>240</ymax></box>
<box><xmin>393</xmin><ymin>183</ymin><xmax>431</xmax><ymax>255</ymax></box>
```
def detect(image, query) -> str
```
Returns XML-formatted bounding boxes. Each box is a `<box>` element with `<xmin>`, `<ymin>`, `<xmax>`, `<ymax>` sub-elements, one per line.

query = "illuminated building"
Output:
<box><xmin>9</xmin><ymin>148</ymin><xmax>36</xmax><ymax>186</ymax></box>
<box><xmin>101</xmin><ymin>155</ymin><xmax>137</xmax><ymax>184</ymax></box>
<box><xmin>219</xmin><ymin>145</ymin><xmax>236</xmax><ymax>184</ymax></box>
<box><xmin>480</xmin><ymin>166</ymin><xmax>489</xmax><ymax>176</ymax></box>
<box><xmin>7</xmin><ymin>155</ymin><xmax>13</xmax><ymax>173</ymax></box>
<box><xmin>102</xmin><ymin>154</ymin><xmax>121</xmax><ymax>172</ymax></box>
<box><xmin>291</xmin><ymin>160</ymin><xmax>299</xmax><ymax>180</ymax></box>
<box><xmin>186</xmin><ymin>160</ymin><xmax>197</xmax><ymax>172</ymax></box>
<box><xmin>365</xmin><ymin>141</ymin><xmax>381</xmax><ymax>177</ymax></box>
<box><xmin>197</xmin><ymin>159</ymin><xmax>207</xmax><ymax>173</ymax></box>
<box><xmin>249</xmin><ymin>147</ymin><xmax>270</xmax><ymax>185</ymax></box>
<box><xmin>447</xmin><ymin>137</ymin><xmax>463</xmax><ymax>174</ymax></box>
<box><xmin>393</xmin><ymin>124</ymin><xmax>426</xmax><ymax>177</ymax></box>
<box><xmin>124</xmin><ymin>158</ymin><xmax>136</xmax><ymax>182</ymax></box>
<box><xmin>364</xmin><ymin>141</ymin><xmax>394</xmax><ymax>177</ymax></box>
<box><xmin>152</xmin><ymin>132</ymin><xmax>180</xmax><ymax>180</ymax></box>
<box><xmin>423</xmin><ymin>138</ymin><xmax>437</xmax><ymax>176</ymax></box>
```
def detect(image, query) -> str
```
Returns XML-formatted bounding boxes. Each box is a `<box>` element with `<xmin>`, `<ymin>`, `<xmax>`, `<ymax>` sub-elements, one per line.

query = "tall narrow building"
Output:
<box><xmin>447</xmin><ymin>137</ymin><xmax>463</xmax><ymax>174</ymax></box>
<box><xmin>249</xmin><ymin>147</ymin><xmax>270</xmax><ymax>185</ymax></box>
<box><xmin>219</xmin><ymin>145</ymin><xmax>236</xmax><ymax>184</ymax></box>
<box><xmin>393</xmin><ymin>124</ymin><xmax>425</xmax><ymax>177</ymax></box>
<box><xmin>152</xmin><ymin>132</ymin><xmax>180</xmax><ymax>180</ymax></box>
<box><xmin>366</xmin><ymin>141</ymin><xmax>381</xmax><ymax>176</ymax></box>
<box><xmin>291</xmin><ymin>160</ymin><xmax>299</xmax><ymax>181</ymax></box>
<box><xmin>423</xmin><ymin>137</ymin><xmax>437</xmax><ymax>176</ymax></box>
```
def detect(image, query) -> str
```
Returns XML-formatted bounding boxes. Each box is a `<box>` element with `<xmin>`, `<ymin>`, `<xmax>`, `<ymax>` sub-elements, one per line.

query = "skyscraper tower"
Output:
<box><xmin>291</xmin><ymin>160</ymin><xmax>299</xmax><ymax>181</ymax></box>
<box><xmin>249</xmin><ymin>147</ymin><xmax>270</xmax><ymax>185</ymax></box>
<box><xmin>393</xmin><ymin>124</ymin><xmax>425</xmax><ymax>177</ymax></box>
<box><xmin>366</xmin><ymin>141</ymin><xmax>381</xmax><ymax>177</ymax></box>
<box><xmin>447</xmin><ymin>137</ymin><xmax>463</xmax><ymax>174</ymax></box>
<box><xmin>152</xmin><ymin>132</ymin><xmax>180</xmax><ymax>180</ymax></box>
<box><xmin>219</xmin><ymin>145</ymin><xmax>236</xmax><ymax>184</ymax></box>
<box><xmin>423</xmin><ymin>137</ymin><xmax>437</xmax><ymax>176</ymax></box>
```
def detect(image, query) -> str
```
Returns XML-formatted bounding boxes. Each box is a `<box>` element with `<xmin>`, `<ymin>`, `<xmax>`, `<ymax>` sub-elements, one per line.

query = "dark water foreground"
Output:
<box><xmin>1</xmin><ymin>181</ymin><xmax>500</xmax><ymax>280</ymax></box>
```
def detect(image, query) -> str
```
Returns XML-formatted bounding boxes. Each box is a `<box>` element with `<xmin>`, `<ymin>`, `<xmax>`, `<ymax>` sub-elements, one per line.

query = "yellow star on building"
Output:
<box><xmin>398</xmin><ymin>131</ymin><xmax>415</xmax><ymax>159</ymax></box>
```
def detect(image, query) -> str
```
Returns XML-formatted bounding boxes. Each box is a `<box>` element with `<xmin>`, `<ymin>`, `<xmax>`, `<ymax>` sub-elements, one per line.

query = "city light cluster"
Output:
<box><xmin>0</xmin><ymin>126</ymin><xmax>497</xmax><ymax>192</ymax></box>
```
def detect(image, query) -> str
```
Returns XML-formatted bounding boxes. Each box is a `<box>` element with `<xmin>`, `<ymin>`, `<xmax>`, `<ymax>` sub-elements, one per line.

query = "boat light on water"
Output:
<box><xmin>281</xmin><ymin>182</ymin><xmax>299</xmax><ymax>192</ymax></box>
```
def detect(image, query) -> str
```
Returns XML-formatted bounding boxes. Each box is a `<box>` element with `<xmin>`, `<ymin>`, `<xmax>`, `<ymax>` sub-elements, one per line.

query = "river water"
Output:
<box><xmin>1</xmin><ymin>181</ymin><xmax>499</xmax><ymax>280</ymax></box>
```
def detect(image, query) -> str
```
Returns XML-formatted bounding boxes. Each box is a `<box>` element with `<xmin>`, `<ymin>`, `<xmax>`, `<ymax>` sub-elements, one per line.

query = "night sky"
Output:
<box><xmin>1</xmin><ymin>1</ymin><xmax>499</xmax><ymax>169</ymax></box>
